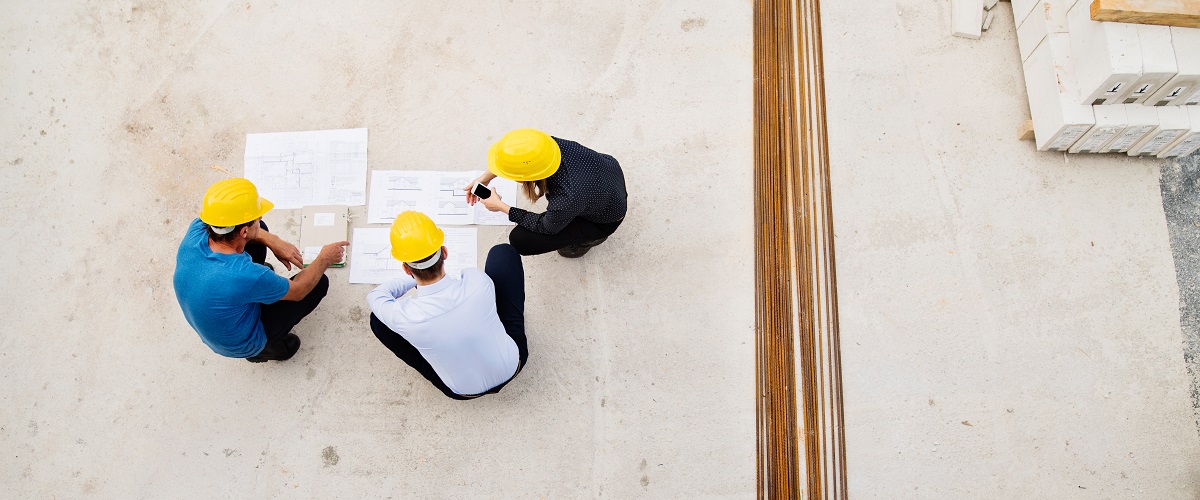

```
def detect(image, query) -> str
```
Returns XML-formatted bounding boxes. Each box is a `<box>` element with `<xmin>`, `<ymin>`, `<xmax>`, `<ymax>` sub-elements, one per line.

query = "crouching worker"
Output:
<box><xmin>173</xmin><ymin>178</ymin><xmax>348</xmax><ymax>363</ymax></box>
<box><xmin>367</xmin><ymin>211</ymin><xmax>528</xmax><ymax>400</ymax></box>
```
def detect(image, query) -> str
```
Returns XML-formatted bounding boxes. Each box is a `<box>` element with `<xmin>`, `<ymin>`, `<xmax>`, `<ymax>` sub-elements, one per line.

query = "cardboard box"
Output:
<box><xmin>1017</xmin><ymin>1</ymin><xmax>1075</xmax><ymax>61</ymax></box>
<box><xmin>1068</xmin><ymin>0</ymin><xmax>1143</xmax><ymax>105</ymax></box>
<box><xmin>1148</xmin><ymin>27</ymin><xmax>1200</xmax><ymax>106</ymax></box>
<box><xmin>1128</xmin><ymin>106</ymin><xmax>1191</xmax><ymax>156</ymax></box>
<box><xmin>1120</xmin><ymin>25</ymin><xmax>1178</xmax><ymax>104</ymax></box>
<box><xmin>1158</xmin><ymin>107</ymin><xmax>1200</xmax><ymax>158</ymax></box>
<box><xmin>1024</xmin><ymin>34</ymin><xmax>1095</xmax><ymax>151</ymax></box>
<box><xmin>1070</xmin><ymin>105</ymin><xmax>1128</xmax><ymax>153</ymax></box>
<box><xmin>1099</xmin><ymin>104</ymin><xmax>1159</xmax><ymax>153</ymax></box>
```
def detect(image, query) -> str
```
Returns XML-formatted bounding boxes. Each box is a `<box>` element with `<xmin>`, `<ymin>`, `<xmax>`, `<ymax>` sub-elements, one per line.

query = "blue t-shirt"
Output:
<box><xmin>173</xmin><ymin>218</ymin><xmax>290</xmax><ymax>358</ymax></box>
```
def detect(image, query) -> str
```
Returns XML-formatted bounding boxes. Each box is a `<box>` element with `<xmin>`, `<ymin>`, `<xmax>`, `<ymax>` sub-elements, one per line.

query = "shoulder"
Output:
<box><xmin>461</xmin><ymin>268</ymin><xmax>495</xmax><ymax>289</ymax></box>
<box><xmin>181</xmin><ymin>218</ymin><xmax>209</xmax><ymax>244</ymax></box>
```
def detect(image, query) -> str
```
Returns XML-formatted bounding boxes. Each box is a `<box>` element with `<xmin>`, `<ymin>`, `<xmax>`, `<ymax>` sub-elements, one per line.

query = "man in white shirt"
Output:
<box><xmin>367</xmin><ymin>211</ymin><xmax>527</xmax><ymax>400</ymax></box>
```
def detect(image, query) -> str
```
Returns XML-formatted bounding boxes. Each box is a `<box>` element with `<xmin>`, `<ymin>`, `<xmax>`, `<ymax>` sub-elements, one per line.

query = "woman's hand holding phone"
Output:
<box><xmin>464</xmin><ymin>171</ymin><xmax>498</xmax><ymax>205</ymax></box>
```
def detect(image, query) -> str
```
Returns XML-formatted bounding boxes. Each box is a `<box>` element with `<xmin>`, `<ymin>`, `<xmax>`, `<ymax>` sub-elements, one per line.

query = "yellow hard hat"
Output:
<box><xmin>198</xmin><ymin>178</ymin><xmax>274</xmax><ymax>227</ymax></box>
<box><xmin>487</xmin><ymin>128</ymin><xmax>561</xmax><ymax>182</ymax></box>
<box><xmin>390</xmin><ymin>211</ymin><xmax>445</xmax><ymax>263</ymax></box>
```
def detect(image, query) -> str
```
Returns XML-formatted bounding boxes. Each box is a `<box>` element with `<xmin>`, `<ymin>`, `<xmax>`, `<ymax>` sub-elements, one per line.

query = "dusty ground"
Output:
<box><xmin>825</xmin><ymin>1</ymin><xmax>1200</xmax><ymax>498</ymax></box>
<box><xmin>6</xmin><ymin>0</ymin><xmax>1200</xmax><ymax>498</ymax></box>
<box><xmin>0</xmin><ymin>1</ymin><xmax>754</xmax><ymax>497</ymax></box>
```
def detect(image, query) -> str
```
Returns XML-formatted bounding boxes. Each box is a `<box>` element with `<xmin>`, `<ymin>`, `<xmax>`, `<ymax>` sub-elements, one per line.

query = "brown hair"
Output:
<box><xmin>205</xmin><ymin>219</ymin><xmax>257</xmax><ymax>243</ymax></box>
<box><xmin>404</xmin><ymin>249</ymin><xmax>446</xmax><ymax>282</ymax></box>
<box><xmin>521</xmin><ymin>179</ymin><xmax>548</xmax><ymax>204</ymax></box>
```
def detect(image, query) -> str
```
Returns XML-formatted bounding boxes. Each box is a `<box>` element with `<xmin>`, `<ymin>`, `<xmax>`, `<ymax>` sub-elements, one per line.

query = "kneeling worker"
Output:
<box><xmin>367</xmin><ymin>211</ymin><xmax>528</xmax><ymax>400</ymax></box>
<box><xmin>174</xmin><ymin>178</ymin><xmax>348</xmax><ymax>363</ymax></box>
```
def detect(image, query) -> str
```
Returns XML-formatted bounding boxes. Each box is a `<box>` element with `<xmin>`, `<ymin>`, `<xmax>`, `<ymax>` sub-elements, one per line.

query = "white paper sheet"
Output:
<box><xmin>367</xmin><ymin>170</ymin><xmax>519</xmax><ymax>226</ymax></box>
<box><xmin>348</xmin><ymin>227</ymin><xmax>477</xmax><ymax>284</ymax></box>
<box><xmin>244</xmin><ymin>128</ymin><xmax>368</xmax><ymax>209</ymax></box>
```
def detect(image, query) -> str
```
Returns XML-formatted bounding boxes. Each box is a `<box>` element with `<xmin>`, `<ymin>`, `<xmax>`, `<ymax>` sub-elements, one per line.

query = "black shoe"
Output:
<box><xmin>557</xmin><ymin>237</ymin><xmax>608</xmax><ymax>258</ymax></box>
<box><xmin>246</xmin><ymin>333</ymin><xmax>301</xmax><ymax>363</ymax></box>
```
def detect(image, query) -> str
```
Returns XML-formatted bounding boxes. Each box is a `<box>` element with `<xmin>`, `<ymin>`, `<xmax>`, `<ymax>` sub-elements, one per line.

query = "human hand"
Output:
<box><xmin>269</xmin><ymin>240</ymin><xmax>304</xmax><ymax>271</ymax></box>
<box><xmin>316</xmin><ymin>241</ymin><xmax>350</xmax><ymax>267</ymax></box>
<box><xmin>464</xmin><ymin>172</ymin><xmax>497</xmax><ymax>205</ymax></box>
<box><xmin>479</xmin><ymin>190</ymin><xmax>510</xmax><ymax>214</ymax></box>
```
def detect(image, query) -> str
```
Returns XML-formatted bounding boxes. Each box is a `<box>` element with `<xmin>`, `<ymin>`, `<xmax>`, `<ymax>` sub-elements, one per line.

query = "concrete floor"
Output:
<box><xmin>6</xmin><ymin>0</ymin><xmax>1200</xmax><ymax>498</ymax></box>
<box><xmin>825</xmin><ymin>1</ymin><xmax>1200</xmax><ymax>497</ymax></box>
<box><xmin>0</xmin><ymin>1</ymin><xmax>754</xmax><ymax>497</ymax></box>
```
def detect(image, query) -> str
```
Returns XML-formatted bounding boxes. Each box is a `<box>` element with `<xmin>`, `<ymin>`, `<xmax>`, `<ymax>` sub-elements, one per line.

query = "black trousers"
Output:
<box><xmin>370</xmin><ymin>244</ymin><xmax>528</xmax><ymax>400</ymax></box>
<box><xmin>508</xmin><ymin>217</ymin><xmax>623</xmax><ymax>256</ymax></box>
<box><xmin>246</xmin><ymin>221</ymin><xmax>329</xmax><ymax>358</ymax></box>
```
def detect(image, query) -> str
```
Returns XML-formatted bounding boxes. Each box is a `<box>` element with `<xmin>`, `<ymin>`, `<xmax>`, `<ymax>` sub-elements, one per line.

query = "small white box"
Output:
<box><xmin>1017</xmin><ymin>0</ymin><xmax>1075</xmax><ymax>62</ymax></box>
<box><xmin>1120</xmin><ymin>25</ymin><xmax>1177</xmax><ymax>104</ymax></box>
<box><xmin>952</xmin><ymin>0</ymin><xmax>984</xmax><ymax>39</ymax></box>
<box><xmin>1068</xmin><ymin>1</ymin><xmax>1143</xmax><ymax>105</ymax></box>
<box><xmin>1158</xmin><ymin>107</ymin><xmax>1200</xmax><ymax>158</ymax></box>
<box><xmin>1128</xmin><ymin>107</ymin><xmax>1191</xmax><ymax>156</ymax></box>
<box><xmin>1099</xmin><ymin>105</ymin><xmax>1159</xmax><ymax>153</ymax></box>
<box><xmin>1070</xmin><ymin>105</ymin><xmax>1128</xmax><ymax>153</ymax></box>
<box><xmin>1024</xmin><ymin>34</ymin><xmax>1095</xmax><ymax>151</ymax></box>
<box><xmin>1148</xmin><ymin>27</ymin><xmax>1200</xmax><ymax>106</ymax></box>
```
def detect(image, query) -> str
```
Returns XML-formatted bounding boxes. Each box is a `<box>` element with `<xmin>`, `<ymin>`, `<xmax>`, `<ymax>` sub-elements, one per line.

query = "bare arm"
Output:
<box><xmin>280</xmin><ymin>240</ymin><xmax>348</xmax><ymax>301</ymax></box>
<box><xmin>252</xmin><ymin>228</ymin><xmax>304</xmax><ymax>270</ymax></box>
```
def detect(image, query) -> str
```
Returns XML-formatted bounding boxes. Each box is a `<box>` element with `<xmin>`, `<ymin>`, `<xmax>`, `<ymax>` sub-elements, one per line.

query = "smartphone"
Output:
<box><xmin>472</xmin><ymin>182</ymin><xmax>492</xmax><ymax>199</ymax></box>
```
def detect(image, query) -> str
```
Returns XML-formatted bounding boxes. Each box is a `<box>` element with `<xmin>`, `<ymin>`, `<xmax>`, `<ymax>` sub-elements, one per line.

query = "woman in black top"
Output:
<box><xmin>466</xmin><ymin>128</ymin><xmax>628</xmax><ymax>258</ymax></box>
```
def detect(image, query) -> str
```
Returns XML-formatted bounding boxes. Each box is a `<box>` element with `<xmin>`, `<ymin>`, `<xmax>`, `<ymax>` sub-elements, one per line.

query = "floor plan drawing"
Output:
<box><xmin>244</xmin><ymin>128</ymin><xmax>368</xmax><ymax>209</ymax></box>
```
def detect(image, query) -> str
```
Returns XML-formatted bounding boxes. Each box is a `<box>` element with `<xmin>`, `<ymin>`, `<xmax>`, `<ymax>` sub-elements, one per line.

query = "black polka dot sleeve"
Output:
<box><xmin>508</xmin><ymin>137</ymin><xmax>628</xmax><ymax>235</ymax></box>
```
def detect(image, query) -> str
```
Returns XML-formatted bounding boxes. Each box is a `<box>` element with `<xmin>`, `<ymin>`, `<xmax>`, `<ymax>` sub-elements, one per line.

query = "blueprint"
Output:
<box><xmin>244</xmin><ymin>128</ymin><xmax>368</xmax><ymax>209</ymax></box>
<box><xmin>366</xmin><ymin>170</ymin><xmax>519</xmax><ymax>225</ymax></box>
<box><xmin>348</xmin><ymin>227</ymin><xmax>478</xmax><ymax>284</ymax></box>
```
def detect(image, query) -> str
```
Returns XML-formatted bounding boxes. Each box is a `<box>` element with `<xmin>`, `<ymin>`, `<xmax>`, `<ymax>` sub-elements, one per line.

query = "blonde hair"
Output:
<box><xmin>521</xmin><ymin>179</ymin><xmax>548</xmax><ymax>203</ymax></box>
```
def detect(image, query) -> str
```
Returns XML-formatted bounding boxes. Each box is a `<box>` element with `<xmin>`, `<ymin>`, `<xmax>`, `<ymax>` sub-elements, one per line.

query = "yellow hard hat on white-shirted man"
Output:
<box><xmin>487</xmin><ymin>128</ymin><xmax>562</xmax><ymax>182</ymax></box>
<box><xmin>389</xmin><ymin>211</ymin><xmax>445</xmax><ymax>267</ymax></box>
<box><xmin>199</xmin><ymin>178</ymin><xmax>274</xmax><ymax>228</ymax></box>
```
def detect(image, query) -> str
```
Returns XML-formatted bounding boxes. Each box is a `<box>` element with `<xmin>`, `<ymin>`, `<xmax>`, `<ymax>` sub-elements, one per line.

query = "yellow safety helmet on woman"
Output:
<box><xmin>487</xmin><ymin>128</ymin><xmax>562</xmax><ymax>182</ymax></box>
<box><xmin>199</xmin><ymin>178</ymin><xmax>274</xmax><ymax>227</ymax></box>
<box><xmin>390</xmin><ymin>211</ymin><xmax>445</xmax><ymax>265</ymax></box>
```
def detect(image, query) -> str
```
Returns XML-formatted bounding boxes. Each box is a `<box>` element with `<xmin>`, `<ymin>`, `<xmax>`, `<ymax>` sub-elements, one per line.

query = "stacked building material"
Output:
<box><xmin>1013</xmin><ymin>0</ymin><xmax>1200</xmax><ymax>157</ymax></box>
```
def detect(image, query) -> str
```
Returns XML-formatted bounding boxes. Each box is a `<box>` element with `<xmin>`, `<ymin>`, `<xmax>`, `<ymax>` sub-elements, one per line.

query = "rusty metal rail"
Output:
<box><xmin>753</xmin><ymin>0</ymin><xmax>847</xmax><ymax>497</ymax></box>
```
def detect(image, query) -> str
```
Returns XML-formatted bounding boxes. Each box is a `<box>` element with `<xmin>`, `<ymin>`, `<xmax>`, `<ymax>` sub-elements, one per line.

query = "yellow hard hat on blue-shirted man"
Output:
<box><xmin>199</xmin><ymin>178</ymin><xmax>274</xmax><ymax>228</ymax></box>
<box><xmin>487</xmin><ymin>128</ymin><xmax>562</xmax><ymax>182</ymax></box>
<box><xmin>390</xmin><ymin>211</ymin><xmax>445</xmax><ymax>268</ymax></box>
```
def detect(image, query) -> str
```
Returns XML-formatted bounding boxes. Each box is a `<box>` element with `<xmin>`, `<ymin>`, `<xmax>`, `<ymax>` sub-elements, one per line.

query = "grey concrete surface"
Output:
<box><xmin>1159</xmin><ymin>152</ymin><xmax>1200</xmax><ymax>438</ymax></box>
<box><xmin>0</xmin><ymin>1</ymin><xmax>754</xmax><ymax>497</ymax></box>
<box><xmin>824</xmin><ymin>1</ymin><xmax>1200</xmax><ymax>498</ymax></box>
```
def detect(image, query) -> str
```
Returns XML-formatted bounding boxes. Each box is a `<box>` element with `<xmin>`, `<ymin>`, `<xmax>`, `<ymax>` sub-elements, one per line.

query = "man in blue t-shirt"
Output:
<box><xmin>173</xmin><ymin>178</ymin><xmax>348</xmax><ymax>363</ymax></box>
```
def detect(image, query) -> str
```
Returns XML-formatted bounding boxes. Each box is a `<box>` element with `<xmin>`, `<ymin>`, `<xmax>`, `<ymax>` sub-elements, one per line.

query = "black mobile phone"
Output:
<box><xmin>472</xmin><ymin>182</ymin><xmax>492</xmax><ymax>199</ymax></box>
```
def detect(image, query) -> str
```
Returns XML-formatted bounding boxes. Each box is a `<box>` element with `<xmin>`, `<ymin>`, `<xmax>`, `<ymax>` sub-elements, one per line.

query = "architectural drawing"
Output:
<box><xmin>349</xmin><ymin>227</ymin><xmax>477</xmax><ymax>284</ymax></box>
<box><xmin>367</xmin><ymin>170</ymin><xmax>519</xmax><ymax>226</ymax></box>
<box><xmin>243</xmin><ymin>128</ymin><xmax>368</xmax><ymax>209</ymax></box>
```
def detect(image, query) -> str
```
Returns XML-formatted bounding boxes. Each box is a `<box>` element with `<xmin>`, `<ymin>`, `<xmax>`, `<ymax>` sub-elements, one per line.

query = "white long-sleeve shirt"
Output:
<box><xmin>366</xmin><ymin>269</ymin><xmax>518</xmax><ymax>396</ymax></box>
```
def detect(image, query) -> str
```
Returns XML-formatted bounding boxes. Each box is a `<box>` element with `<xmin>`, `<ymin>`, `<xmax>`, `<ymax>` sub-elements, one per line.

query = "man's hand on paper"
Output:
<box><xmin>315</xmin><ymin>241</ymin><xmax>350</xmax><ymax>267</ymax></box>
<box><xmin>269</xmin><ymin>239</ymin><xmax>304</xmax><ymax>271</ymax></box>
<box><xmin>479</xmin><ymin>190</ymin><xmax>510</xmax><ymax>214</ymax></box>
<box><xmin>464</xmin><ymin>171</ymin><xmax>498</xmax><ymax>205</ymax></box>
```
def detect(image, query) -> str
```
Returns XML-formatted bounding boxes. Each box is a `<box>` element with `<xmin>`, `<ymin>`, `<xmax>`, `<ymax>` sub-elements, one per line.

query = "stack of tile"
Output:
<box><xmin>1015</xmin><ymin>0</ymin><xmax>1200</xmax><ymax>157</ymax></box>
